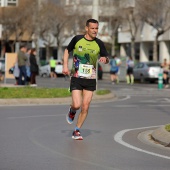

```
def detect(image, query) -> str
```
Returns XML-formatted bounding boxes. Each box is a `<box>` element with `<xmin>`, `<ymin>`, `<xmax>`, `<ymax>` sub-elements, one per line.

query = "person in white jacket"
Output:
<box><xmin>126</xmin><ymin>56</ymin><xmax>134</xmax><ymax>84</ymax></box>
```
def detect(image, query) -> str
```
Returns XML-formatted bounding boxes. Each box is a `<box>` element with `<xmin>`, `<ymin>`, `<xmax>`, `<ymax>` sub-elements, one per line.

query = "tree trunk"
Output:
<box><xmin>9</xmin><ymin>42</ymin><xmax>15</xmax><ymax>53</ymax></box>
<box><xmin>131</xmin><ymin>38</ymin><xmax>135</xmax><ymax>60</ymax></box>
<box><xmin>153</xmin><ymin>35</ymin><xmax>158</xmax><ymax>61</ymax></box>
<box><xmin>57</xmin><ymin>45</ymin><xmax>63</xmax><ymax>60</ymax></box>
<box><xmin>45</xmin><ymin>45</ymin><xmax>51</xmax><ymax>60</ymax></box>
<box><xmin>111</xmin><ymin>36</ymin><xmax>116</xmax><ymax>56</ymax></box>
<box><xmin>1</xmin><ymin>41</ymin><xmax>6</xmax><ymax>58</ymax></box>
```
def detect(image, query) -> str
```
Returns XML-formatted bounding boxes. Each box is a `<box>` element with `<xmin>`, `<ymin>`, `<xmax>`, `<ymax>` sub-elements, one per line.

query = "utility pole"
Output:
<box><xmin>92</xmin><ymin>0</ymin><xmax>99</xmax><ymax>20</ymax></box>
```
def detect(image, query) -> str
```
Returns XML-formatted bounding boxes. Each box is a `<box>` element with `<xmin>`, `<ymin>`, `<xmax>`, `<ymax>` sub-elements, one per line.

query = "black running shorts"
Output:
<box><xmin>70</xmin><ymin>77</ymin><xmax>96</xmax><ymax>92</ymax></box>
<box><xmin>50</xmin><ymin>67</ymin><xmax>55</xmax><ymax>72</ymax></box>
<box><xmin>127</xmin><ymin>67</ymin><xmax>133</xmax><ymax>75</ymax></box>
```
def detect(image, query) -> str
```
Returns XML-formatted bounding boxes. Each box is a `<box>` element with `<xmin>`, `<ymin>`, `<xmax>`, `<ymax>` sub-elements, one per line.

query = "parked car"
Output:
<box><xmin>133</xmin><ymin>61</ymin><xmax>161</xmax><ymax>83</ymax></box>
<box><xmin>39</xmin><ymin>60</ymin><xmax>63</xmax><ymax>77</ymax></box>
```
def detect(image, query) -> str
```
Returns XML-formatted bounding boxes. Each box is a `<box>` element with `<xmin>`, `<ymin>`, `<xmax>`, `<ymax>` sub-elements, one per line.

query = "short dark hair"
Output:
<box><xmin>86</xmin><ymin>19</ymin><xmax>99</xmax><ymax>26</ymax></box>
<box><xmin>19</xmin><ymin>44</ymin><xmax>27</xmax><ymax>49</ymax></box>
<box><xmin>30</xmin><ymin>48</ymin><xmax>36</xmax><ymax>55</ymax></box>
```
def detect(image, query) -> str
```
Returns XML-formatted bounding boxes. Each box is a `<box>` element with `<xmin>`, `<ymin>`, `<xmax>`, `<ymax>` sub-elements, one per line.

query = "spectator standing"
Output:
<box><xmin>25</xmin><ymin>48</ymin><xmax>31</xmax><ymax>85</ymax></box>
<box><xmin>161</xmin><ymin>58</ymin><xmax>170</xmax><ymax>88</ymax></box>
<box><xmin>0</xmin><ymin>61</ymin><xmax>3</xmax><ymax>82</ymax></box>
<box><xmin>126</xmin><ymin>56</ymin><xmax>134</xmax><ymax>84</ymax></box>
<box><xmin>13</xmin><ymin>62</ymin><xmax>20</xmax><ymax>85</ymax></box>
<box><xmin>115</xmin><ymin>55</ymin><xmax>122</xmax><ymax>83</ymax></box>
<box><xmin>50</xmin><ymin>57</ymin><xmax>57</xmax><ymax>79</ymax></box>
<box><xmin>109</xmin><ymin>55</ymin><xmax>119</xmax><ymax>84</ymax></box>
<box><xmin>30</xmin><ymin>48</ymin><xmax>39</xmax><ymax>86</ymax></box>
<box><xmin>18</xmin><ymin>45</ymin><xmax>27</xmax><ymax>85</ymax></box>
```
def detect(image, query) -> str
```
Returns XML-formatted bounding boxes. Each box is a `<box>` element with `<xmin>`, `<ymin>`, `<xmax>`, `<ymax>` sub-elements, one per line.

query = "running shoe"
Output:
<box><xmin>66</xmin><ymin>107</ymin><xmax>76</xmax><ymax>124</ymax></box>
<box><xmin>72</xmin><ymin>130</ymin><xmax>83</xmax><ymax>140</ymax></box>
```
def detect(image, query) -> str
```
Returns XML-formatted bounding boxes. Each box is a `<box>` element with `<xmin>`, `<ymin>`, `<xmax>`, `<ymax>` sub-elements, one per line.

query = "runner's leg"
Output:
<box><xmin>71</xmin><ymin>90</ymin><xmax>82</xmax><ymax>110</ymax></box>
<box><xmin>76</xmin><ymin>89</ymin><xmax>93</xmax><ymax>128</ymax></box>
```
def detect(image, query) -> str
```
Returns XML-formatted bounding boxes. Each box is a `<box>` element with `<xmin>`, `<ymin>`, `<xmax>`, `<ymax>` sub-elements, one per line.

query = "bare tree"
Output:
<box><xmin>37</xmin><ymin>1</ymin><xmax>76</xmax><ymax>60</ymax></box>
<box><xmin>0</xmin><ymin>0</ymin><xmax>37</xmax><ymax>57</ymax></box>
<box><xmin>119</xmin><ymin>5</ymin><xmax>142</xmax><ymax>59</ymax></box>
<box><xmin>108</xmin><ymin>16</ymin><xmax>121</xmax><ymax>56</ymax></box>
<box><xmin>0</xmin><ymin>8</ymin><xmax>14</xmax><ymax>57</ymax></box>
<box><xmin>136</xmin><ymin>0</ymin><xmax>170</xmax><ymax>61</ymax></box>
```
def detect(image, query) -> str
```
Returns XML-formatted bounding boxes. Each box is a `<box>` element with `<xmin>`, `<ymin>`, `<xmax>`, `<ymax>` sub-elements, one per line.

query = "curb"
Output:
<box><xmin>151</xmin><ymin>126</ymin><xmax>170</xmax><ymax>147</ymax></box>
<box><xmin>0</xmin><ymin>92</ymin><xmax>115</xmax><ymax>106</ymax></box>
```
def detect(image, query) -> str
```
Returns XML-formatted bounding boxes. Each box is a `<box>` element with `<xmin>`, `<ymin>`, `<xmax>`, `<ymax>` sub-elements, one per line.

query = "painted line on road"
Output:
<box><xmin>148</xmin><ymin>104</ymin><xmax>170</xmax><ymax>107</ymax></box>
<box><xmin>117</xmin><ymin>95</ymin><xmax>131</xmax><ymax>101</ymax></box>
<box><xmin>114</xmin><ymin>125</ymin><xmax>170</xmax><ymax>160</ymax></box>
<box><xmin>111</xmin><ymin>105</ymin><xmax>138</xmax><ymax>108</ymax></box>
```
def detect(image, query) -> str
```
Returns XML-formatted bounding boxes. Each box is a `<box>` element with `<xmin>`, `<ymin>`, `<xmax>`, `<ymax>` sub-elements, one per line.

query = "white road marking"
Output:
<box><xmin>164</xmin><ymin>98</ymin><xmax>170</xmax><ymax>102</ymax></box>
<box><xmin>148</xmin><ymin>104</ymin><xmax>170</xmax><ymax>107</ymax></box>
<box><xmin>112</xmin><ymin>105</ymin><xmax>137</xmax><ymax>108</ymax></box>
<box><xmin>117</xmin><ymin>95</ymin><xmax>131</xmax><ymax>101</ymax></box>
<box><xmin>114</xmin><ymin>125</ymin><xmax>170</xmax><ymax>160</ymax></box>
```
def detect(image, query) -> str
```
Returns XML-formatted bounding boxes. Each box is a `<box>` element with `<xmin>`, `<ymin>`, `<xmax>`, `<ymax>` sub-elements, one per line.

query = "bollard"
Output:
<box><xmin>158</xmin><ymin>73</ymin><xmax>163</xmax><ymax>89</ymax></box>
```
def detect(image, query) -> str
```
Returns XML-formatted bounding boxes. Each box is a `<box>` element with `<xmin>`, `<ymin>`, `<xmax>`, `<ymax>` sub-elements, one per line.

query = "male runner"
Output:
<box><xmin>62</xmin><ymin>19</ymin><xmax>109</xmax><ymax>140</ymax></box>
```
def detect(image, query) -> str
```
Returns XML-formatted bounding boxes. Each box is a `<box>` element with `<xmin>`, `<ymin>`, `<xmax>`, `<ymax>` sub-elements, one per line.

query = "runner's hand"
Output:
<box><xmin>62</xmin><ymin>67</ymin><xmax>70</xmax><ymax>75</ymax></box>
<box><xmin>99</xmin><ymin>57</ymin><xmax>109</xmax><ymax>64</ymax></box>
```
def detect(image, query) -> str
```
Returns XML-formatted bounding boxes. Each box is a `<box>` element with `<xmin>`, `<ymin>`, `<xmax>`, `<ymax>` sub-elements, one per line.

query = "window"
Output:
<box><xmin>7</xmin><ymin>0</ymin><xmax>18</xmax><ymax>6</ymax></box>
<box><xmin>0</xmin><ymin>0</ymin><xmax>18</xmax><ymax>7</ymax></box>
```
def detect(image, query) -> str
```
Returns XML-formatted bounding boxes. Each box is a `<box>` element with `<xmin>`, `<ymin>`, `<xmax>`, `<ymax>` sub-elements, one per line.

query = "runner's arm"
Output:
<box><xmin>62</xmin><ymin>49</ymin><xmax>70</xmax><ymax>75</ymax></box>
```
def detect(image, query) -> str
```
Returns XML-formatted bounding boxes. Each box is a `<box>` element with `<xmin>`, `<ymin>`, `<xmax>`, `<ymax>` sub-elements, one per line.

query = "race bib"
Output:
<box><xmin>78</xmin><ymin>64</ymin><xmax>93</xmax><ymax>78</ymax></box>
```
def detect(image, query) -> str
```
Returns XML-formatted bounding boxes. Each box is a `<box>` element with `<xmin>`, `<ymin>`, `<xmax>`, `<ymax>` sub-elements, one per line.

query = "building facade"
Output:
<box><xmin>0</xmin><ymin>0</ymin><xmax>18</xmax><ymax>6</ymax></box>
<box><xmin>118</xmin><ymin>0</ymin><xmax>170</xmax><ymax>62</ymax></box>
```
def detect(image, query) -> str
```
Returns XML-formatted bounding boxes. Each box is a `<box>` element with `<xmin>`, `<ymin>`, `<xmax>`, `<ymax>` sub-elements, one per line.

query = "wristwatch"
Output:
<box><xmin>105</xmin><ymin>57</ymin><xmax>109</xmax><ymax>64</ymax></box>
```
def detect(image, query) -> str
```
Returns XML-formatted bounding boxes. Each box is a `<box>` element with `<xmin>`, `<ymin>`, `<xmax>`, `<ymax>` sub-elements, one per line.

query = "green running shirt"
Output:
<box><xmin>67</xmin><ymin>35</ymin><xmax>108</xmax><ymax>79</ymax></box>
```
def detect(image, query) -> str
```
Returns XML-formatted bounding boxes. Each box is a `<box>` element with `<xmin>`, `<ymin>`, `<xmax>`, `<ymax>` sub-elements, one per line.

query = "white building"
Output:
<box><xmin>0</xmin><ymin>0</ymin><xmax>18</xmax><ymax>7</ymax></box>
<box><xmin>118</xmin><ymin>0</ymin><xmax>170</xmax><ymax>62</ymax></box>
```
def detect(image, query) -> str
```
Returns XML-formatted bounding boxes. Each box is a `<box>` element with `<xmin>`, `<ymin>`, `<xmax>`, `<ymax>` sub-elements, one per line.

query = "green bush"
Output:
<box><xmin>165</xmin><ymin>124</ymin><xmax>170</xmax><ymax>132</ymax></box>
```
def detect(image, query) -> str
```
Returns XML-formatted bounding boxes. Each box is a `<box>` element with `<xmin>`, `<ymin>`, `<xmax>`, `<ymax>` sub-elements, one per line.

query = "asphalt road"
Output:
<box><xmin>1</xmin><ymin>77</ymin><xmax>170</xmax><ymax>170</ymax></box>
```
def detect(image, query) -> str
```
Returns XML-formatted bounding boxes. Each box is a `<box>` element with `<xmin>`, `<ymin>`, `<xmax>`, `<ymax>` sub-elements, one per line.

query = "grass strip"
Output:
<box><xmin>0</xmin><ymin>87</ymin><xmax>71</xmax><ymax>98</ymax></box>
<box><xmin>96</xmin><ymin>89</ymin><xmax>111</xmax><ymax>95</ymax></box>
<box><xmin>0</xmin><ymin>87</ymin><xmax>111</xmax><ymax>99</ymax></box>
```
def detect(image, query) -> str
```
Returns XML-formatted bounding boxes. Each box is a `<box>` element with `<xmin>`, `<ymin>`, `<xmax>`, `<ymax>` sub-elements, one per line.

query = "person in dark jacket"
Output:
<box><xmin>29</xmin><ymin>48</ymin><xmax>39</xmax><ymax>86</ymax></box>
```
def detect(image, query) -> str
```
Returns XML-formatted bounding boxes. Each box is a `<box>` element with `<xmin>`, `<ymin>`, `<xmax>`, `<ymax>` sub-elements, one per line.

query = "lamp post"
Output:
<box><xmin>92</xmin><ymin>0</ymin><xmax>99</xmax><ymax>20</ymax></box>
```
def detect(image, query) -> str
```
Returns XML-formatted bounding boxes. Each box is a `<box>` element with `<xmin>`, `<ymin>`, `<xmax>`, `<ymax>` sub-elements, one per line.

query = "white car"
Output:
<box><xmin>133</xmin><ymin>61</ymin><xmax>161</xmax><ymax>83</ymax></box>
<box><xmin>39</xmin><ymin>60</ymin><xmax>63</xmax><ymax>77</ymax></box>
